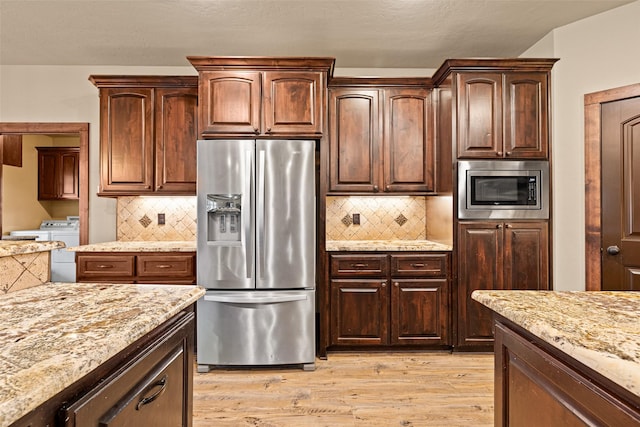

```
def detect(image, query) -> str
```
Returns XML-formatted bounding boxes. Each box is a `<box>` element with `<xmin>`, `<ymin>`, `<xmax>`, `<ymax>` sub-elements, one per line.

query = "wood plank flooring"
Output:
<box><xmin>193</xmin><ymin>352</ymin><xmax>494</xmax><ymax>426</ymax></box>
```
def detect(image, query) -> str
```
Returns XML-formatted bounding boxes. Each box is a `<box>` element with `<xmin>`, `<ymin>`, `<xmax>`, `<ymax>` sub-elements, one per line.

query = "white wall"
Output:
<box><xmin>0</xmin><ymin>65</ymin><xmax>196</xmax><ymax>243</ymax></box>
<box><xmin>521</xmin><ymin>0</ymin><xmax>640</xmax><ymax>290</ymax></box>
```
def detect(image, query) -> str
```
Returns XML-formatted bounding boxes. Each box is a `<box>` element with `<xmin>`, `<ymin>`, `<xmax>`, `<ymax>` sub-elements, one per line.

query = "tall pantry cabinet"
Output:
<box><xmin>432</xmin><ymin>58</ymin><xmax>557</xmax><ymax>350</ymax></box>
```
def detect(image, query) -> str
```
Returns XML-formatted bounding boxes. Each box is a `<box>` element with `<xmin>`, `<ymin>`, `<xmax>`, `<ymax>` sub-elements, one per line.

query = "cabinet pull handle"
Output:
<box><xmin>96</xmin><ymin>264</ymin><xmax>113</xmax><ymax>269</ymax></box>
<box><xmin>351</xmin><ymin>263</ymin><xmax>369</xmax><ymax>268</ymax></box>
<box><xmin>156</xmin><ymin>264</ymin><xmax>172</xmax><ymax>268</ymax></box>
<box><xmin>373</xmin><ymin>185</ymin><xmax>379</xmax><ymax>192</ymax></box>
<box><xmin>136</xmin><ymin>375</ymin><xmax>168</xmax><ymax>410</ymax></box>
<box><xmin>410</xmin><ymin>263</ymin><xmax>425</xmax><ymax>268</ymax></box>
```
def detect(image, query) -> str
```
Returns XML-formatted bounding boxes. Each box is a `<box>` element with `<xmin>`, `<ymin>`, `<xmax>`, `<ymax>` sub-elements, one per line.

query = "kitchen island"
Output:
<box><xmin>472</xmin><ymin>290</ymin><xmax>640</xmax><ymax>426</ymax></box>
<box><xmin>0</xmin><ymin>282</ymin><xmax>204</xmax><ymax>426</ymax></box>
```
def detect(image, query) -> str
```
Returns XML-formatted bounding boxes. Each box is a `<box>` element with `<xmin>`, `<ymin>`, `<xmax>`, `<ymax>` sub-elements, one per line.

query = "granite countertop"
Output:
<box><xmin>0</xmin><ymin>240</ymin><xmax>65</xmax><ymax>258</ymax></box>
<box><xmin>0</xmin><ymin>282</ymin><xmax>205</xmax><ymax>426</ymax></box>
<box><xmin>66</xmin><ymin>240</ymin><xmax>197</xmax><ymax>252</ymax></box>
<box><xmin>326</xmin><ymin>239</ymin><xmax>453</xmax><ymax>252</ymax></box>
<box><xmin>472</xmin><ymin>290</ymin><xmax>640</xmax><ymax>398</ymax></box>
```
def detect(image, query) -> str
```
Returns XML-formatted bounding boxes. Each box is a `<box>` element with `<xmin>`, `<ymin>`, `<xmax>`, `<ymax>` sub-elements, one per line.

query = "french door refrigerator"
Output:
<box><xmin>196</xmin><ymin>139</ymin><xmax>316</xmax><ymax>371</ymax></box>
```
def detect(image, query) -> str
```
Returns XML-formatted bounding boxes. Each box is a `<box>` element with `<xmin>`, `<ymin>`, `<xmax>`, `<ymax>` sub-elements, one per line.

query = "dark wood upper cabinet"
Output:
<box><xmin>188</xmin><ymin>57</ymin><xmax>334</xmax><ymax>139</ymax></box>
<box><xmin>37</xmin><ymin>147</ymin><xmax>79</xmax><ymax>200</ymax></box>
<box><xmin>1</xmin><ymin>134</ymin><xmax>23</xmax><ymax>167</ymax></box>
<box><xmin>328</xmin><ymin>79</ymin><xmax>434</xmax><ymax>194</ymax></box>
<box><xmin>432</xmin><ymin>58</ymin><xmax>557</xmax><ymax>160</ymax></box>
<box><xmin>89</xmin><ymin>76</ymin><xmax>198</xmax><ymax>196</ymax></box>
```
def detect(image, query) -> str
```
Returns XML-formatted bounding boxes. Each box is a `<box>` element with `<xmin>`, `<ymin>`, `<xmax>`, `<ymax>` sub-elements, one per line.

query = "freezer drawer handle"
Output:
<box><xmin>204</xmin><ymin>294</ymin><xmax>308</xmax><ymax>304</ymax></box>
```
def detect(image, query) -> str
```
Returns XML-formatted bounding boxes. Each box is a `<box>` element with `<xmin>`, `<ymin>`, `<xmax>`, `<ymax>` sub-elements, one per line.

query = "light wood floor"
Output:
<box><xmin>193</xmin><ymin>352</ymin><xmax>494</xmax><ymax>426</ymax></box>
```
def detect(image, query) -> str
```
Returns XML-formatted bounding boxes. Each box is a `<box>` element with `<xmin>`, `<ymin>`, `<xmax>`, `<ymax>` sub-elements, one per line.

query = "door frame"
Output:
<box><xmin>0</xmin><ymin>122</ymin><xmax>89</xmax><ymax>245</ymax></box>
<box><xmin>584</xmin><ymin>83</ymin><xmax>640</xmax><ymax>291</ymax></box>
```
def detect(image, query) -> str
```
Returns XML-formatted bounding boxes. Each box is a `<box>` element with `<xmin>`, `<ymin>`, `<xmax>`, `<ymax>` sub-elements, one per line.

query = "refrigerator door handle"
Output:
<box><xmin>256</xmin><ymin>149</ymin><xmax>266</xmax><ymax>279</ymax></box>
<box><xmin>204</xmin><ymin>294</ymin><xmax>308</xmax><ymax>304</ymax></box>
<box><xmin>244</xmin><ymin>148</ymin><xmax>253</xmax><ymax>279</ymax></box>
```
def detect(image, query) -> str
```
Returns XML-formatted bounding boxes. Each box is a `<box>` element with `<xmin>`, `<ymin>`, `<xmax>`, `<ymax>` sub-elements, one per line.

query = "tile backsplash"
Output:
<box><xmin>117</xmin><ymin>196</ymin><xmax>197</xmax><ymax>241</ymax></box>
<box><xmin>326</xmin><ymin>196</ymin><xmax>427</xmax><ymax>240</ymax></box>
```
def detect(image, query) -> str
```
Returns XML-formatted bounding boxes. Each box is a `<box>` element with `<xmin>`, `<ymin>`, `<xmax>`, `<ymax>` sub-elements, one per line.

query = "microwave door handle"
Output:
<box><xmin>244</xmin><ymin>148</ymin><xmax>253</xmax><ymax>280</ymax></box>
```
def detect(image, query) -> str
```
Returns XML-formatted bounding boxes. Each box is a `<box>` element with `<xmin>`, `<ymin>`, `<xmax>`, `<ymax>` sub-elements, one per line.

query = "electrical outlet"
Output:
<box><xmin>158</xmin><ymin>213</ymin><xmax>165</xmax><ymax>225</ymax></box>
<box><xmin>352</xmin><ymin>213</ymin><xmax>360</xmax><ymax>225</ymax></box>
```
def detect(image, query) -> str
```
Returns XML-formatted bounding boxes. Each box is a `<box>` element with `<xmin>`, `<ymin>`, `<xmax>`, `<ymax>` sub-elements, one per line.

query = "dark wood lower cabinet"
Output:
<box><xmin>12</xmin><ymin>308</ymin><xmax>195</xmax><ymax>427</ymax></box>
<box><xmin>327</xmin><ymin>252</ymin><xmax>451</xmax><ymax>351</ymax></box>
<box><xmin>457</xmin><ymin>221</ymin><xmax>549</xmax><ymax>351</ymax></box>
<box><xmin>494</xmin><ymin>319</ymin><xmax>640</xmax><ymax>427</ymax></box>
<box><xmin>76</xmin><ymin>251</ymin><xmax>196</xmax><ymax>284</ymax></box>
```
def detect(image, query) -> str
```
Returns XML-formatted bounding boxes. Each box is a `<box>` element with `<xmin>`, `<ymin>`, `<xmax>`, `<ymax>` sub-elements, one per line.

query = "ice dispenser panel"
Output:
<box><xmin>207</xmin><ymin>194</ymin><xmax>241</xmax><ymax>242</ymax></box>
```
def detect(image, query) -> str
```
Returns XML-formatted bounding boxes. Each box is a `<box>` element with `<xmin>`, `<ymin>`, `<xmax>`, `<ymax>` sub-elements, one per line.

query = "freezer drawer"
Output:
<box><xmin>196</xmin><ymin>290</ymin><xmax>315</xmax><ymax>369</ymax></box>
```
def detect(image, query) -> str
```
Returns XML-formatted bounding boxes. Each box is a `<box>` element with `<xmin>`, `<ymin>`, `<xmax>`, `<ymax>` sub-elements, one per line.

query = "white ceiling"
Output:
<box><xmin>0</xmin><ymin>0</ymin><xmax>633</xmax><ymax>69</ymax></box>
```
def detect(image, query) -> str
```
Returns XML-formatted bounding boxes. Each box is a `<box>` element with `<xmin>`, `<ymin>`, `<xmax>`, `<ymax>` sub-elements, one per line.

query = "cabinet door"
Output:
<box><xmin>100</xmin><ymin>88</ymin><xmax>154</xmax><ymax>193</ymax></box>
<box><xmin>37</xmin><ymin>150</ymin><xmax>59</xmax><ymax>200</ymax></box>
<box><xmin>383</xmin><ymin>88</ymin><xmax>434</xmax><ymax>192</ymax></box>
<box><xmin>330</xmin><ymin>279</ymin><xmax>388</xmax><ymax>346</ymax></box>
<box><xmin>503</xmin><ymin>72</ymin><xmax>549</xmax><ymax>158</ymax></box>
<box><xmin>457</xmin><ymin>221</ymin><xmax>503</xmax><ymax>349</ymax></box>
<box><xmin>263</xmin><ymin>71</ymin><xmax>324</xmax><ymax>135</ymax></box>
<box><xmin>503</xmin><ymin>222</ymin><xmax>549</xmax><ymax>290</ymax></box>
<box><xmin>329</xmin><ymin>89</ymin><xmax>382</xmax><ymax>192</ymax></box>
<box><xmin>155</xmin><ymin>87</ymin><xmax>198</xmax><ymax>193</ymax></box>
<box><xmin>390</xmin><ymin>279</ymin><xmax>449</xmax><ymax>345</ymax></box>
<box><xmin>60</xmin><ymin>150</ymin><xmax>80</xmax><ymax>199</ymax></box>
<box><xmin>456</xmin><ymin>73</ymin><xmax>503</xmax><ymax>158</ymax></box>
<box><xmin>199</xmin><ymin>71</ymin><xmax>261</xmax><ymax>137</ymax></box>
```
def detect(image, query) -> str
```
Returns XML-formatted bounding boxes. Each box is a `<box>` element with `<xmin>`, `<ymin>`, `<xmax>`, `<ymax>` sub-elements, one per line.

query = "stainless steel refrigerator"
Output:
<box><xmin>196</xmin><ymin>139</ymin><xmax>316</xmax><ymax>371</ymax></box>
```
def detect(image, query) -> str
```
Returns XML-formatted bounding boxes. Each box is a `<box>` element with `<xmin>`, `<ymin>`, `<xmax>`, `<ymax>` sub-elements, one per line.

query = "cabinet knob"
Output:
<box><xmin>496</xmin><ymin>224</ymin><xmax>503</xmax><ymax>229</ymax></box>
<box><xmin>505</xmin><ymin>151</ymin><xmax>512</xmax><ymax>156</ymax></box>
<box><xmin>266</xmin><ymin>127</ymin><xmax>272</xmax><ymax>133</ymax></box>
<box><xmin>385</xmin><ymin>185</ymin><xmax>390</xmax><ymax>191</ymax></box>
<box><xmin>254</xmin><ymin>128</ymin><xmax>260</xmax><ymax>135</ymax></box>
<box><xmin>394</xmin><ymin>282</ymin><xmax>399</xmax><ymax>287</ymax></box>
<box><xmin>373</xmin><ymin>185</ymin><xmax>379</xmax><ymax>192</ymax></box>
<box><xmin>497</xmin><ymin>151</ymin><xmax>503</xmax><ymax>157</ymax></box>
<box><xmin>381</xmin><ymin>282</ymin><xmax>386</xmax><ymax>287</ymax></box>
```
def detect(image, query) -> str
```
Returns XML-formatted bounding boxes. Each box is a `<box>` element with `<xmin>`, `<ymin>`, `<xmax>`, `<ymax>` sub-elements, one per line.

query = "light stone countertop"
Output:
<box><xmin>326</xmin><ymin>239</ymin><xmax>453</xmax><ymax>252</ymax></box>
<box><xmin>472</xmin><ymin>290</ymin><xmax>640</xmax><ymax>398</ymax></box>
<box><xmin>66</xmin><ymin>240</ymin><xmax>196</xmax><ymax>252</ymax></box>
<box><xmin>0</xmin><ymin>240</ymin><xmax>65</xmax><ymax>258</ymax></box>
<box><xmin>0</xmin><ymin>282</ymin><xmax>205</xmax><ymax>426</ymax></box>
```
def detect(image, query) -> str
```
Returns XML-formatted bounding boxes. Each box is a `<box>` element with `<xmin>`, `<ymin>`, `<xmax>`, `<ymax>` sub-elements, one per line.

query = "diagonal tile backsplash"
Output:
<box><xmin>326</xmin><ymin>196</ymin><xmax>427</xmax><ymax>240</ymax></box>
<box><xmin>117</xmin><ymin>196</ymin><xmax>197</xmax><ymax>241</ymax></box>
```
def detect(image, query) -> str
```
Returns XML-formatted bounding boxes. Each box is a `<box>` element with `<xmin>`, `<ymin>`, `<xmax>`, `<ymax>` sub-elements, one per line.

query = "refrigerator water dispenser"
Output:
<box><xmin>207</xmin><ymin>194</ymin><xmax>241</xmax><ymax>242</ymax></box>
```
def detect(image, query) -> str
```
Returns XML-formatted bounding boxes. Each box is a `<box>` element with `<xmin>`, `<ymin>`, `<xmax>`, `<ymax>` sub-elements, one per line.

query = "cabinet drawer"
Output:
<box><xmin>390</xmin><ymin>253</ymin><xmax>449</xmax><ymax>277</ymax></box>
<box><xmin>330</xmin><ymin>254</ymin><xmax>388</xmax><ymax>277</ymax></box>
<box><xmin>64</xmin><ymin>312</ymin><xmax>193</xmax><ymax>427</ymax></box>
<box><xmin>76</xmin><ymin>254</ymin><xmax>135</xmax><ymax>279</ymax></box>
<box><xmin>137</xmin><ymin>254</ymin><xmax>195</xmax><ymax>280</ymax></box>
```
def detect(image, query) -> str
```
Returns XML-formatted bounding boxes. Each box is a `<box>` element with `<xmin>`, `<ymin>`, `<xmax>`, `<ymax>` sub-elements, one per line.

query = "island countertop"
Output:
<box><xmin>66</xmin><ymin>240</ymin><xmax>196</xmax><ymax>252</ymax></box>
<box><xmin>472</xmin><ymin>290</ymin><xmax>640</xmax><ymax>398</ymax></box>
<box><xmin>0</xmin><ymin>282</ymin><xmax>205</xmax><ymax>426</ymax></box>
<box><xmin>0</xmin><ymin>240</ymin><xmax>65</xmax><ymax>258</ymax></box>
<box><xmin>326</xmin><ymin>239</ymin><xmax>453</xmax><ymax>252</ymax></box>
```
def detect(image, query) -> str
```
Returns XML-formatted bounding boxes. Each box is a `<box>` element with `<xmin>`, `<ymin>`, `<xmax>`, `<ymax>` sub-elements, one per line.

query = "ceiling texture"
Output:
<box><xmin>0</xmin><ymin>0</ymin><xmax>634</xmax><ymax>69</ymax></box>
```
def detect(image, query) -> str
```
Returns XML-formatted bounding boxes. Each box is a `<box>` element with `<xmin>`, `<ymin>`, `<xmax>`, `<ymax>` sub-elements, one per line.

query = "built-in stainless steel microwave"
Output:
<box><xmin>458</xmin><ymin>160</ymin><xmax>550</xmax><ymax>219</ymax></box>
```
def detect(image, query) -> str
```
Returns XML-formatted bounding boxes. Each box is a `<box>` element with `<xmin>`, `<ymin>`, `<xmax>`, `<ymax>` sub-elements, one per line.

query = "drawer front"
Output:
<box><xmin>330</xmin><ymin>254</ymin><xmax>388</xmax><ymax>277</ymax></box>
<box><xmin>390</xmin><ymin>253</ymin><xmax>449</xmax><ymax>277</ymax></box>
<box><xmin>76</xmin><ymin>254</ymin><xmax>135</xmax><ymax>280</ymax></box>
<box><xmin>137</xmin><ymin>254</ymin><xmax>195</xmax><ymax>280</ymax></box>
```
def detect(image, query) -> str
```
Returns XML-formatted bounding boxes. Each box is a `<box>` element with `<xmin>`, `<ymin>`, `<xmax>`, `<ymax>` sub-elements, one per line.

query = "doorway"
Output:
<box><xmin>0</xmin><ymin>123</ymin><xmax>89</xmax><ymax>245</ymax></box>
<box><xmin>584</xmin><ymin>83</ymin><xmax>640</xmax><ymax>290</ymax></box>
